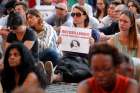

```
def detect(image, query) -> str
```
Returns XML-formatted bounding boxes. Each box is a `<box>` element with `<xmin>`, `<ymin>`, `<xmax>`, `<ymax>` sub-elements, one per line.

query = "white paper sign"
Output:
<box><xmin>59</xmin><ymin>26</ymin><xmax>91</xmax><ymax>54</ymax></box>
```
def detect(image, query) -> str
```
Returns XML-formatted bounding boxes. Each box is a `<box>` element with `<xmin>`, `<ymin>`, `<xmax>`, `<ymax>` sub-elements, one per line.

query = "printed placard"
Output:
<box><xmin>59</xmin><ymin>26</ymin><xmax>91</xmax><ymax>54</ymax></box>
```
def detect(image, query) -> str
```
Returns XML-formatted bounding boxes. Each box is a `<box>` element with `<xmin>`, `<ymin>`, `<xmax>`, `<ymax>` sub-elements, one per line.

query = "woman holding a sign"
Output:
<box><xmin>71</xmin><ymin>6</ymin><xmax>100</xmax><ymax>42</ymax></box>
<box><xmin>52</xmin><ymin>6</ymin><xmax>101</xmax><ymax>83</ymax></box>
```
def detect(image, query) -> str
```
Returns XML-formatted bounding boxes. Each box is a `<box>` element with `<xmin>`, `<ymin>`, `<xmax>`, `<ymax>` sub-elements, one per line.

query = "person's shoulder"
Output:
<box><xmin>26</xmin><ymin>72</ymin><xmax>38</xmax><ymax>80</ymax></box>
<box><xmin>127</xmin><ymin>78</ymin><xmax>139</xmax><ymax>91</ymax></box>
<box><xmin>101</xmin><ymin>15</ymin><xmax>111</xmax><ymax>22</ymax></box>
<box><xmin>23</xmin><ymin>72</ymin><xmax>39</xmax><ymax>87</ymax></box>
<box><xmin>77</xmin><ymin>79</ymin><xmax>90</xmax><ymax>93</ymax></box>
<box><xmin>84</xmin><ymin>3</ymin><xmax>92</xmax><ymax>8</ymax></box>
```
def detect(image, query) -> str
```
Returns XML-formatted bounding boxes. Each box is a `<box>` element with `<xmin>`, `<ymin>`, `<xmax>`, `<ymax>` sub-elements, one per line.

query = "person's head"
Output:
<box><xmin>4</xmin><ymin>0</ymin><xmax>16</xmax><ymax>15</ymax></box>
<box><xmin>26</xmin><ymin>9</ymin><xmax>43</xmax><ymax>28</ymax></box>
<box><xmin>119</xmin><ymin>10</ymin><xmax>138</xmax><ymax>49</ymax></box>
<box><xmin>107</xmin><ymin>1</ymin><xmax>121</xmax><ymax>18</ymax></box>
<box><xmin>77</xmin><ymin>0</ymin><xmax>86</xmax><ymax>5</ymax></box>
<box><xmin>2</xmin><ymin>43</ymin><xmax>48</xmax><ymax>91</ymax></box>
<box><xmin>115</xmin><ymin>52</ymin><xmax>134</xmax><ymax>78</ymax></box>
<box><xmin>70</xmin><ymin>40</ymin><xmax>80</xmax><ymax>48</ymax></box>
<box><xmin>55</xmin><ymin>3</ymin><xmax>68</xmax><ymax>17</ymax></box>
<box><xmin>7</xmin><ymin>12</ymin><xmax>26</xmax><ymax>33</ymax></box>
<box><xmin>88</xmin><ymin>43</ymin><xmax>120</xmax><ymax>88</ymax></box>
<box><xmin>97</xmin><ymin>0</ymin><xmax>107</xmax><ymax>11</ymax></box>
<box><xmin>4</xmin><ymin>42</ymin><xmax>35</xmax><ymax>69</ymax></box>
<box><xmin>14</xmin><ymin>2</ymin><xmax>28</xmax><ymax>16</ymax></box>
<box><xmin>96</xmin><ymin>0</ymin><xmax>108</xmax><ymax>18</ymax></box>
<box><xmin>113</xmin><ymin>4</ymin><xmax>128</xmax><ymax>21</ymax></box>
<box><xmin>127</xmin><ymin>0</ymin><xmax>140</xmax><ymax>14</ymax></box>
<box><xmin>71</xmin><ymin>6</ymin><xmax>89</xmax><ymax>28</ymax></box>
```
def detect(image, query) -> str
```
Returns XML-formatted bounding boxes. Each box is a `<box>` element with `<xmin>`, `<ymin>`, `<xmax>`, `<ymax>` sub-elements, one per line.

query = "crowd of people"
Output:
<box><xmin>0</xmin><ymin>0</ymin><xmax>140</xmax><ymax>93</ymax></box>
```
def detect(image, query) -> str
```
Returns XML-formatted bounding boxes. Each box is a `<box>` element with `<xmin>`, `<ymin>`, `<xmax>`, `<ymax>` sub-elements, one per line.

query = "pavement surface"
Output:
<box><xmin>46</xmin><ymin>82</ymin><xmax>77</xmax><ymax>93</ymax></box>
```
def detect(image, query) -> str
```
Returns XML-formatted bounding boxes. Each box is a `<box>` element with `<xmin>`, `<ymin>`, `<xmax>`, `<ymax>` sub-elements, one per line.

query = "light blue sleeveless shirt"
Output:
<box><xmin>113</xmin><ymin>33</ymin><xmax>137</xmax><ymax>57</ymax></box>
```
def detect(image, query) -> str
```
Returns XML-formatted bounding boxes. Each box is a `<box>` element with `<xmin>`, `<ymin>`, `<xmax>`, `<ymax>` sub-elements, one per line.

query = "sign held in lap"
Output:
<box><xmin>59</xmin><ymin>26</ymin><xmax>91</xmax><ymax>54</ymax></box>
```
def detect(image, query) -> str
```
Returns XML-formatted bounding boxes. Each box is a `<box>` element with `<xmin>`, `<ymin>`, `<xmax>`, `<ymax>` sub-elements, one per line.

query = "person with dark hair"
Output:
<box><xmin>72</xmin><ymin>0</ymin><xmax>93</xmax><ymax>17</ymax></box>
<box><xmin>98</xmin><ymin>1</ymin><xmax>121</xmax><ymax>28</ymax></box>
<box><xmin>0</xmin><ymin>0</ymin><xmax>16</xmax><ymax>26</ymax></box>
<box><xmin>46</xmin><ymin>3</ymin><xmax>73</xmax><ymax>34</ymax></box>
<box><xmin>95</xmin><ymin>0</ymin><xmax>108</xmax><ymax>22</ymax></box>
<box><xmin>108</xmin><ymin>10</ymin><xmax>140</xmax><ymax>58</ymax></box>
<box><xmin>77</xmin><ymin>43</ymin><xmax>139</xmax><ymax>93</ymax></box>
<box><xmin>99</xmin><ymin>4</ymin><xmax>128</xmax><ymax>35</ymax></box>
<box><xmin>70</xmin><ymin>40</ymin><xmax>80</xmax><ymax>48</ymax></box>
<box><xmin>5</xmin><ymin>12</ymin><xmax>39</xmax><ymax>62</ymax></box>
<box><xmin>127</xmin><ymin>0</ymin><xmax>140</xmax><ymax>19</ymax></box>
<box><xmin>115</xmin><ymin>52</ymin><xmax>134</xmax><ymax>78</ymax></box>
<box><xmin>51</xmin><ymin>6</ymin><xmax>99</xmax><ymax>83</ymax></box>
<box><xmin>14</xmin><ymin>1</ymin><xmax>28</xmax><ymax>22</ymax></box>
<box><xmin>26</xmin><ymin>9</ymin><xmax>61</xmax><ymax>66</ymax></box>
<box><xmin>71</xmin><ymin>6</ymin><xmax>100</xmax><ymax>42</ymax></box>
<box><xmin>1</xmin><ymin>42</ymin><xmax>48</xmax><ymax>93</ymax></box>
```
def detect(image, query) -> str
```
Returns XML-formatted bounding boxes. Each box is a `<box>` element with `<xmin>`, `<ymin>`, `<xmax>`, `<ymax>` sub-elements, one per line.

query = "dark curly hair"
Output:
<box><xmin>88</xmin><ymin>43</ymin><xmax>120</xmax><ymax>67</ymax></box>
<box><xmin>1</xmin><ymin>42</ymin><xmax>48</xmax><ymax>93</ymax></box>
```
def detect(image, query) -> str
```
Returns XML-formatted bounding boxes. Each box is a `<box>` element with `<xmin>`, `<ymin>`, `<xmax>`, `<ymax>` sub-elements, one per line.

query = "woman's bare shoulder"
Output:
<box><xmin>77</xmin><ymin>80</ymin><xmax>91</xmax><ymax>93</ymax></box>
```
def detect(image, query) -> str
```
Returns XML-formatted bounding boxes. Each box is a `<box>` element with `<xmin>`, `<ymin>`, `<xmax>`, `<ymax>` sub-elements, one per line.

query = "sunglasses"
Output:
<box><xmin>71</xmin><ymin>12</ymin><xmax>83</xmax><ymax>17</ymax></box>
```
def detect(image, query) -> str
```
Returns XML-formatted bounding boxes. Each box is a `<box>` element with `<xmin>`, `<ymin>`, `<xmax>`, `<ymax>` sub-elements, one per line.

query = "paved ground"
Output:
<box><xmin>46</xmin><ymin>83</ymin><xmax>77</xmax><ymax>93</ymax></box>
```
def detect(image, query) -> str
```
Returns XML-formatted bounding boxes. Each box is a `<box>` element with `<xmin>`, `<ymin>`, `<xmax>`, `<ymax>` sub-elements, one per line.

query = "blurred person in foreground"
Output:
<box><xmin>77</xmin><ymin>43</ymin><xmax>139</xmax><ymax>93</ymax></box>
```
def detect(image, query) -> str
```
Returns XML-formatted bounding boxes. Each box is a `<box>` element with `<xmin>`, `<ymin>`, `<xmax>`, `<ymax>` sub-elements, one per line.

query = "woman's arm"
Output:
<box><xmin>24</xmin><ymin>41</ymin><xmax>35</xmax><ymax>50</ymax></box>
<box><xmin>23</xmin><ymin>72</ymin><xmax>39</xmax><ymax>88</ymax></box>
<box><xmin>107</xmin><ymin>37</ymin><xmax>114</xmax><ymax>46</ymax></box>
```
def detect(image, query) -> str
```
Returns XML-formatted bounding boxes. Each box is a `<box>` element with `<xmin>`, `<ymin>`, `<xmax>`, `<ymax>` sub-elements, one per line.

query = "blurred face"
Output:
<box><xmin>15</xmin><ymin>5</ymin><xmax>26</xmax><ymax>16</ymax></box>
<box><xmin>78</xmin><ymin>0</ymin><xmax>85</xmax><ymax>5</ymax></box>
<box><xmin>71</xmin><ymin>8</ymin><xmax>86</xmax><ymax>27</ymax></box>
<box><xmin>128</xmin><ymin>2</ymin><xmax>137</xmax><ymax>14</ymax></box>
<box><xmin>113</xmin><ymin>7</ymin><xmax>122</xmax><ymax>21</ymax></box>
<box><xmin>27</xmin><ymin>14</ymin><xmax>39</xmax><ymax>27</ymax></box>
<box><xmin>108</xmin><ymin>4</ymin><xmax>116</xmax><ymax>18</ymax></box>
<box><xmin>116</xmin><ymin>62</ymin><xmax>134</xmax><ymax>78</ymax></box>
<box><xmin>91</xmin><ymin>54</ymin><xmax>116</xmax><ymax>88</ymax></box>
<box><xmin>97</xmin><ymin>0</ymin><xmax>105</xmax><ymax>10</ymax></box>
<box><xmin>10</xmin><ymin>25</ymin><xmax>26</xmax><ymax>33</ymax></box>
<box><xmin>55</xmin><ymin>7</ymin><xmax>67</xmax><ymax>17</ymax></box>
<box><xmin>119</xmin><ymin>14</ymin><xmax>131</xmax><ymax>32</ymax></box>
<box><xmin>8</xmin><ymin>48</ymin><xmax>21</xmax><ymax>67</ymax></box>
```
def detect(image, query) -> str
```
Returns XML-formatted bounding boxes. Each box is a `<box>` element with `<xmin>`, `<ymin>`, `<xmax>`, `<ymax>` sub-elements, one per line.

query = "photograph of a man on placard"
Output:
<box><xmin>70</xmin><ymin>40</ymin><xmax>80</xmax><ymax>51</ymax></box>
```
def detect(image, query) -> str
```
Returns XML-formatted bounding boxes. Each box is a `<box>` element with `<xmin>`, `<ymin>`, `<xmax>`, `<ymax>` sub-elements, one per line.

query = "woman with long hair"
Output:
<box><xmin>5</xmin><ymin>12</ymin><xmax>38</xmax><ymax>62</ymax></box>
<box><xmin>71</xmin><ymin>6</ymin><xmax>100</xmax><ymax>42</ymax></box>
<box><xmin>26</xmin><ymin>9</ymin><xmax>61</xmax><ymax>66</ymax></box>
<box><xmin>108</xmin><ymin>10</ymin><xmax>140</xmax><ymax>58</ymax></box>
<box><xmin>127</xmin><ymin>0</ymin><xmax>140</xmax><ymax>19</ymax></box>
<box><xmin>1</xmin><ymin>42</ymin><xmax>48</xmax><ymax>93</ymax></box>
<box><xmin>95</xmin><ymin>0</ymin><xmax>108</xmax><ymax>22</ymax></box>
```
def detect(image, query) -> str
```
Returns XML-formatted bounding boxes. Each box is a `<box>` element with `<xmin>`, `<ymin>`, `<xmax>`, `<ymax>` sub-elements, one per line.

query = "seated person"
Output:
<box><xmin>26</xmin><ymin>9</ymin><xmax>61</xmax><ymax>66</ymax></box>
<box><xmin>46</xmin><ymin>3</ymin><xmax>73</xmax><ymax>34</ymax></box>
<box><xmin>1</xmin><ymin>43</ymin><xmax>48</xmax><ymax>93</ymax></box>
<box><xmin>77</xmin><ymin>43</ymin><xmax>139</xmax><ymax>93</ymax></box>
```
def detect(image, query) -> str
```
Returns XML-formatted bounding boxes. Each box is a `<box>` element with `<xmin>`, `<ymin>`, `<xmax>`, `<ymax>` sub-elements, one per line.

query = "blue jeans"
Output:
<box><xmin>39</xmin><ymin>48</ymin><xmax>61</xmax><ymax>66</ymax></box>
